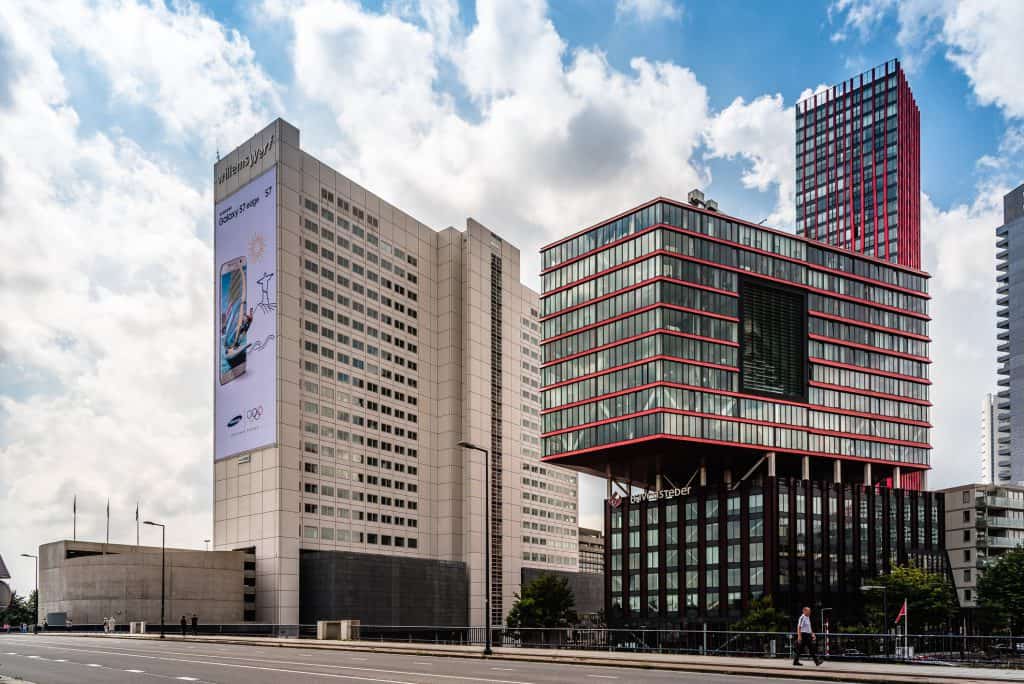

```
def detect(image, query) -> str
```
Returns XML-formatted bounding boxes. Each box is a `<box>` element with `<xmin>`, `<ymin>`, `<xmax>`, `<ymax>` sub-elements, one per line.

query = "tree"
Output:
<box><xmin>730</xmin><ymin>596</ymin><xmax>790</xmax><ymax>632</ymax></box>
<box><xmin>861</xmin><ymin>564</ymin><xmax>957</xmax><ymax>633</ymax></box>
<box><xmin>0</xmin><ymin>590</ymin><xmax>36</xmax><ymax>627</ymax></box>
<box><xmin>977</xmin><ymin>548</ymin><xmax>1024</xmax><ymax>634</ymax></box>
<box><xmin>506</xmin><ymin>574</ymin><xmax>577</xmax><ymax>628</ymax></box>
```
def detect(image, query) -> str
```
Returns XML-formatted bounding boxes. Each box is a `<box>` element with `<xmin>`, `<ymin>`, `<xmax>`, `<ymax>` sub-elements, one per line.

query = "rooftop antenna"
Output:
<box><xmin>216</xmin><ymin>146</ymin><xmax>221</xmax><ymax>162</ymax></box>
<box><xmin>758</xmin><ymin>218</ymin><xmax>767</xmax><ymax>225</ymax></box>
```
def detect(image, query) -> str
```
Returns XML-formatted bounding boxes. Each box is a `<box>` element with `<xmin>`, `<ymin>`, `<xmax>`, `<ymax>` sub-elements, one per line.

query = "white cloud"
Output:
<box><xmin>705</xmin><ymin>94</ymin><xmax>795</xmax><ymax>226</ymax></box>
<box><xmin>827</xmin><ymin>0</ymin><xmax>895</xmax><ymax>41</ymax></box>
<box><xmin>21</xmin><ymin>0</ymin><xmax>280</xmax><ymax>152</ymax></box>
<box><xmin>0</xmin><ymin>0</ymin><xmax>278</xmax><ymax>593</ymax></box>
<box><xmin>615</xmin><ymin>0</ymin><xmax>682</xmax><ymax>23</ymax></box>
<box><xmin>269</xmin><ymin>0</ymin><xmax>711</xmax><ymax>281</ymax></box>
<box><xmin>940</xmin><ymin>1</ymin><xmax>1024</xmax><ymax>119</ymax></box>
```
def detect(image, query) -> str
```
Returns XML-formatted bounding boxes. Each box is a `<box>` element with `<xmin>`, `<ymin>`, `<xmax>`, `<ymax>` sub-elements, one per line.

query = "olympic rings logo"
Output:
<box><xmin>247</xmin><ymin>406</ymin><xmax>264</xmax><ymax>421</ymax></box>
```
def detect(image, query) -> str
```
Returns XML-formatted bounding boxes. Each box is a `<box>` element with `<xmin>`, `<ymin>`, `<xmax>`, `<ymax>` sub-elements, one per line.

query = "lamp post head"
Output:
<box><xmin>20</xmin><ymin>553</ymin><xmax>36</xmax><ymax>559</ymax></box>
<box><xmin>457</xmin><ymin>441</ymin><xmax>480</xmax><ymax>449</ymax></box>
<box><xmin>143</xmin><ymin>520</ymin><xmax>163</xmax><ymax>528</ymax></box>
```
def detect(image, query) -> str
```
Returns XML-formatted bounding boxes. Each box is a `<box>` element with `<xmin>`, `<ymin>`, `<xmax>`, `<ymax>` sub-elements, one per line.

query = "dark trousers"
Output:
<box><xmin>794</xmin><ymin>635</ymin><xmax>820</xmax><ymax>663</ymax></box>
<box><xmin>181</xmin><ymin>624</ymin><xmax>187</xmax><ymax>636</ymax></box>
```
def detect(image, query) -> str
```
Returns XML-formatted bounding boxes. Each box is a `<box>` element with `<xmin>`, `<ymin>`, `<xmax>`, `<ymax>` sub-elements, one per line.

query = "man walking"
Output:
<box><xmin>180</xmin><ymin>615</ymin><xmax>188</xmax><ymax>637</ymax></box>
<box><xmin>190</xmin><ymin>613</ymin><xmax>198</xmax><ymax>636</ymax></box>
<box><xmin>794</xmin><ymin>606</ymin><xmax>822</xmax><ymax>666</ymax></box>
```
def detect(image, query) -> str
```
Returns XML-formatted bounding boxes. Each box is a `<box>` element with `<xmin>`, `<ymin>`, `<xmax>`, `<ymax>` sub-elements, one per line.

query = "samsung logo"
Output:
<box><xmin>217</xmin><ymin>135</ymin><xmax>274</xmax><ymax>186</ymax></box>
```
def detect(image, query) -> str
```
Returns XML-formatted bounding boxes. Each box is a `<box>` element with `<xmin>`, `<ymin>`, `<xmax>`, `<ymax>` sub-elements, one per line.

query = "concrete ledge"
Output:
<box><xmin>53</xmin><ymin>633</ymin><xmax>1024</xmax><ymax>683</ymax></box>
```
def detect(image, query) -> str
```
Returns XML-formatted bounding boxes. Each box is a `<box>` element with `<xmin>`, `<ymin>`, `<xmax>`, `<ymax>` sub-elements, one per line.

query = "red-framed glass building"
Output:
<box><xmin>539</xmin><ymin>196</ymin><xmax>944</xmax><ymax>624</ymax></box>
<box><xmin>795</xmin><ymin>59</ymin><xmax>921</xmax><ymax>269</ymax></box>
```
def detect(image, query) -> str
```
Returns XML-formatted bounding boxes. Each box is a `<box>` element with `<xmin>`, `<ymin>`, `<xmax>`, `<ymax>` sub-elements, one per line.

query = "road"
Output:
<box><xmin>0</xmin><ymin>634</ymin><xmax>827</xmax><ymax>684</ymax></box>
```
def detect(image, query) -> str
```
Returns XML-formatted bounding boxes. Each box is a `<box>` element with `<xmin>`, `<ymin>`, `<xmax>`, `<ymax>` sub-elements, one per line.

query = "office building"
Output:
<box><xmin>213</xmin><ymin>119</ymin><xmax>577</xmax><ymax>628</ymax></box>
<box><xmin>980</xmin><ymin>393</ymin><xmax>1000</xmax><ymax>484</ymax></box>
<box><xmin>579</xmin><ymin>527</ymin><xmax>605</xmax><ymax>575</ymax></box>
<box><xmin>37</xmin><ymin>540</ymin><xmax>251</xmax><ymax>626</ymax></box>
<box><xmin>942</xmin><ymin>484</ymin><xmax>1024</xmax><ymax>608</ymax></box>
<box><xmin>996</xmin><ymin>182</ymin><xmax>1024</xmax><ymax>484</ymax></box>
<box><xmin>795</xmin><ymin>59</ymin><xmax>921</xmax><ymax>268</ymax></box>
<box><xmin>540</xmin><ymin>193</ymin><xmax>944</xmax><ymax>624</ymax></box>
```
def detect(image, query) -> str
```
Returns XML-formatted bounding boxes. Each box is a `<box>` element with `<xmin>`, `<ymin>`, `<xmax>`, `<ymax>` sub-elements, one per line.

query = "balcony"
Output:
<box><xmin>997</xmin><ymin>237</ymin><xmax>1009</xmax><ymax>249</ymax></box>
<box><xmin>997</xmin><ymin>250</ymin><xmax>1009</xmax><ymax>261</ymax></box>
<box><xmin>986</xmin><ymin>517</ymin><xmax>1024</xmax><ymax>530</ymax></box>
<box><xmin>984</xmin><ymin>536</ymin><xmax>1023</xmax><ymax>549</ymax></box>
<box><xmin>998</xmin><ymin>342</ymin><xmax>1010</xmax><ymax>353</ymax></box>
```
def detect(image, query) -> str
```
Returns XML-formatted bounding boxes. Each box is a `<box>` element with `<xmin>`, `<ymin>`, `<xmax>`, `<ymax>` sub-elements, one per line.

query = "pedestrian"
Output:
<box><xmin>102</xmin><ymin>617</ymin><xmax>109</xmax><ymax>634</ymax></box>
<box><xmin>66</xmin><ymin>617</ymin><xmax>73</xmax><ymax>632</ymax></box>
<box><xmin>793</xmin><ymin>606</ymin><xmax>822</xmax><ymax>666</ymax></box>
<box><xmin>180</xmin><ymin>615</ymin><xmax>187</xmax><ymax>637</ymax></box>
<box><xmin>42</xmin><ymin>619</ymin><xmax>48</xmax><ymax>632</ymax></box>
<box><xmin>190</xmin><ymin>613</ymin><xmax>198</xmax><ymax>636</ymax></box>
<box><xmin>109</xmin><ymin>615</ymin><xmax>116</xmax><ymax>633</ymax></box>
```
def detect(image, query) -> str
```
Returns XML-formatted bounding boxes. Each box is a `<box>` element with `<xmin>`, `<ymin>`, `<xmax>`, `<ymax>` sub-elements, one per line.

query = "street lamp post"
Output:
<box><xmin>20</xmin><ymin>554</ymin><xmax>38</xmax><ymax>632</ymax></box>
<box><xmin>860</xmin><ymin>585</ymin><xmax>889</xmax><ymax>655</ymax></box>
<box><xmin>144</xmin><ymin>521</ymin><xmax>166</xmax><ymax>638</ymax></box>
<box><xmin>204</xmin><ymin>539</ymin><xmax>211</xmax><ymax>551</ymax></box>
<box><xmin>458</xmin><ymin>441</ymin><xmax>493</xmax><ymax>656</ymax></box>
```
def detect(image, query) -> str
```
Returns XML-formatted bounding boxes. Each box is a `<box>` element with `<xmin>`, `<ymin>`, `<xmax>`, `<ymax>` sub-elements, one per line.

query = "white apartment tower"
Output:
<box><xmin>213</xmin><ymin>119</ymin><xmax>577</xmax><ymax>627</ymax></box>
<box><xmin>981</xmin><ymin>393</ymin><xmax>999</xmax><ymax>485</ymax></box>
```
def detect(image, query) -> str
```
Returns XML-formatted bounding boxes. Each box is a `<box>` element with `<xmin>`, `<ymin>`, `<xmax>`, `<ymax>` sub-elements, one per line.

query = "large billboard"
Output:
<box><xmin>214</xmin><ymin>166</ymin><xmax>277</xmax><ymax>461</ymax></box>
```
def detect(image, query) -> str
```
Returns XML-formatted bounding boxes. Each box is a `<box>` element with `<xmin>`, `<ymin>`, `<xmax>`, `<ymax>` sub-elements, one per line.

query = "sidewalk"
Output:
<box><xmin>74</xmin><ymin>632</ymin><xmax>1024</xmax><ymax>683</ymax></box>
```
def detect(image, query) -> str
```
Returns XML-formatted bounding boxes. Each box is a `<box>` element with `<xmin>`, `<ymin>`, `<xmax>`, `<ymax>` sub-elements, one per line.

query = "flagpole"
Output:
<box><xmin>106</xmin><ymin>498</ymin><xmax>110</xmax><ymax>545</ymax></box>
<box><xmin>73</xmin><ymin>495</ymin><xmax>77</xmax><ymax>541</ymax></box>
<box><xmin>136</xmin><ymin>501</ymin><xmax>140</xmax><ymax>547</ymax></box>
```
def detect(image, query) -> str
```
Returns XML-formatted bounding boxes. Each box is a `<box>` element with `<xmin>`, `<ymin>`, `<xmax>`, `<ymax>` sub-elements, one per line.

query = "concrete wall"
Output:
<box><xmin>38</xmin><ymin>541</ymin><xmax>245</xmax><ymax>626</ymax></box>
<box><xmin>299</xmin><ymin>550</ymin><xmax>467</xmax><ymax>626</ymax></box>
<box><xmin>520</xmin><ymin>567</ymin><xmax>603</xmax><ymax>619</ymax></box>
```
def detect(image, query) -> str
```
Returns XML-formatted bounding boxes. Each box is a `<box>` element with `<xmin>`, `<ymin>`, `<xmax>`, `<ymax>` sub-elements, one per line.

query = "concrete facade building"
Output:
<box><xmin>37</xmin><ymin>541</ymin><xmax>249</xmax><ymax>626</ymax></box>
<box><xmin>942</xmin><ymin>484</ymin><xmax>1024</xmax><ymax>608</ymax></box>
<box><xmin>578</xmin><ymin>527</ymin><xmax>604</xmax><ymax>575</ymax></box>
<box><xmin>213</xmin><ymin>119</ymin><xmax>577</xmax><ymax>627</ymax></box>
<box><xmin>981</xmin><ymin>393</ymin><xmax>999</xmax><ymax>484</ymax></box>
<box><xmin>996</xmin><ymin>182</ymin><xmax>1024</xmax><ymax>484</ymax></box>
<box><xmin>795</xmin><ymin>60</ymin><xmax>921</xmax><ymax>268</ymax></box>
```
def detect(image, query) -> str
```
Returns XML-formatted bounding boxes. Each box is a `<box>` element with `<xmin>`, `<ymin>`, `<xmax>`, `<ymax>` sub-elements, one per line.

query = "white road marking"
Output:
<box><xmin>26</xmin><ymin>655</ymin><xmax>40</xmax><ymax>658</ymax></box>
<box><xmin>587</xmin><ymin>676</ymin><xmax>618</xmax><ymax>680</ymax></box>
<box><xmin>87</xmin><ymin>662</ymin><xmax>103</xmax><ymax>667</ymax></box>
<box><xmin>53</xmin><ymin>658</ymin><xmax>67</xmax><ymax>662</ymax></box>
<box><xmin>491</xmin><ymin>667</ymin><xmax>516</xmax><ymax>670</ymax></box>
<box><xmin>176</xmin><ymin>678</ymin><xmax>199</xmax><ymax>681</ymax></box>
<box><xmin>126</xmin><ymin>669</ymin><xmax>146</xmax><ymax>673</ymax></box>
<box><xmin>22</xmin><ymin>642</ymin><xmax>541</xmax><ymax>684</ymax></box>
<box><xmin>414</xmin><ymin>661</ymin><xmax>432</xmax><ymax>665</ymax></box>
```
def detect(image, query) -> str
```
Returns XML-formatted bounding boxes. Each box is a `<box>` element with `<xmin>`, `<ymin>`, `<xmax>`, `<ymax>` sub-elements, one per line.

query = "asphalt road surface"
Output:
<box><xmin>0</xmin><ymin>634</ymin><xmax>829</xmax><ymax>684</ymax></box>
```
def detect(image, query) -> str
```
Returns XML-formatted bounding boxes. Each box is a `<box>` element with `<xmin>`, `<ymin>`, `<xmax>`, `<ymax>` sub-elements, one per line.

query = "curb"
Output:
<box><xmin>51</xmin><ymin>633</ymin><xmax>1015</xmax><ymax>684</ymax></box>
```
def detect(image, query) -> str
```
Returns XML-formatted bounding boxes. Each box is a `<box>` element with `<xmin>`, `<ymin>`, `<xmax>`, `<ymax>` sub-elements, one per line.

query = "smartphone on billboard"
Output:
<box><xmin>219</xmin><ymin>256</ymin><xmax>250</xmax><ymax>385</ymax></box>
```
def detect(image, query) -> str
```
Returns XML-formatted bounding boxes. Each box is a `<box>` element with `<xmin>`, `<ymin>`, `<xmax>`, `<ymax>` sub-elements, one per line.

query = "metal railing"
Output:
<box><xmin>12</xmin><ymin>623</ymin><xmax>1023</xmax><ymax>666</ymax></box>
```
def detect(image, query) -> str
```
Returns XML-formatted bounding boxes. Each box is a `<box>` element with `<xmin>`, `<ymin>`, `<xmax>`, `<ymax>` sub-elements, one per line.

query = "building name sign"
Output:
<box><xmin>629</xmin><ymin>487</ymin><xmax>692</xmax><ymax>504</ymax></box>
<box><xmin>217</xmin><ymin>135</ymin><xmax>275</xmax><ymax>186</ymax></box>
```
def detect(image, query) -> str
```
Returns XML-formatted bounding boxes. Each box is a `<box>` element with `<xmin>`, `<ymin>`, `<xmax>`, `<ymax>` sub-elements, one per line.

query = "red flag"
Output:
<box><xmin>894</xmin><ymin>599</ymin><xmax>907</xmax><ymax>624</ymax></box>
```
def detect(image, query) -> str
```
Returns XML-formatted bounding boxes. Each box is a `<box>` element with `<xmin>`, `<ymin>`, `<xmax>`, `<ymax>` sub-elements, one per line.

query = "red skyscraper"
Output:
<box><xmin>795</xmin><ymin>59</ymin><xmax>921</xmax><ymax>268</ymax></box>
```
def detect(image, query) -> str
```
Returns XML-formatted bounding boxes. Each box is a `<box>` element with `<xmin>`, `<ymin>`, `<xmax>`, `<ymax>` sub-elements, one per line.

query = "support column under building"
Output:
<box><xmin>893</xmin><ymin>466</ymin><xmax>901</xmax><ymax>489</ymax></box>
<box><xmin>834</xmin><ymin>460</ymin><xmax>842</xmax><ymax>484</ymax></box>
<box><xmin>864</xmin><ymin>462</ymin><xmax>873</xmax><ymax>485</ymax></box>
<box><xmin>767</xmin><ymin>452</ymin><xmax>776</xmax><ymax>477</ymax></box>
<box><xmin>801</xmin><ymin>455</ymin><xmax>810</xmax><ymax>480</ymax></box>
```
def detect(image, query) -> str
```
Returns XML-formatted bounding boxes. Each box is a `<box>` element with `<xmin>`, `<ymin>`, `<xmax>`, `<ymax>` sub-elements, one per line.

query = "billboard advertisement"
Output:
<box><xmin>214</xmin><ymin>166</ymin><xmax>277</xmax><ymax>460</ymax></box>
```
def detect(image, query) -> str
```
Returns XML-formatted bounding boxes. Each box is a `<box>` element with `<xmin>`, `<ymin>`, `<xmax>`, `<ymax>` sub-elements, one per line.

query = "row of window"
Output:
<box><xmin>543</xmin><ymin>251</ymin><xmax>734</xmax><ymax>316</ymax></box>
<box><xmin>541</xmin><ymin>201</ymin><xmax>926</xmax><ymax>293</ymax></box>
<box><xmin>311</xmin><ymin>190</ymin><xmax>418</xmax><ymax>267</ymax></box>
<box><xmin>542</xmin><ymin>385</ymin><xmax>929</xmax><ymax>445</ymax></box>
<box><xmin>810</xmin><ymin>317</ymin><xmax>927</xmax><ymax>359</ymax></box>
<box><xmin>302</xmin><ymin>525</ymin><xmax>419</xmax><ymax>548</ymax></box>
<box><xmin>542</xmin><ymin>358</ymin><xmax>736</xmax><ymax>409</ymax></box>
<box><xmin>541</xmin><ymin>332</ymin><xmax>736</xmax><ymax>386</ymax></box>
<box><xmin>811</xmin><ymin>357</ymin><xmax>928</xmax><ymax>402</ymax></box>
<box><xmin>302</xmin><ymin>346</ymin><xmax>419</xmax><ymax>390</ymax></box>
<box><xmin>303</xmin><ymin>481</ymin><xmax>419</xmax><ymax>510</ymax></box>
<box><xmin>543</xmin><ymin>306</ymin><xmax>737</xmax><ymax>365</ymax></box>
<box><xmin>810</xmin><ymin>340</ymin><xmax>928</xmax><ymax>380</ymax></box>
<box><xmin>809</xmin><ymin>293</ymin><xmax>928</xmax><ymax>338</ymax></box>
<box><xmin>303</xmin><ymin>502</ymin><xmax>419</xmax><ymax>529</ymax></box>
<box><xmin>542</xmin><ymin>411</ymin><xmax>930</xmax><ymax>464</ymax></box>
<box><xmin>542</xmin><ymin>280</ymin><xmax>737</xmax><ymax>342</ymax></box>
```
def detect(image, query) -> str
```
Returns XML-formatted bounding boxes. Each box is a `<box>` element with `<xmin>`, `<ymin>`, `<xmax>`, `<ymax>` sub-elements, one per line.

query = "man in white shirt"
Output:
<box><xmin>794</xmin><ymin>606</ymin><xmax>822</xmax><ymax>666</ymax></box>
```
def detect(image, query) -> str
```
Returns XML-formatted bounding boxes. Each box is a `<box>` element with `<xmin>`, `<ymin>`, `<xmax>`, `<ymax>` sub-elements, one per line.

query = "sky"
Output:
<box><xmin>1</xmin><ymin>0</ymin><xmax>1023</xmax><ymax>594</ymax></box>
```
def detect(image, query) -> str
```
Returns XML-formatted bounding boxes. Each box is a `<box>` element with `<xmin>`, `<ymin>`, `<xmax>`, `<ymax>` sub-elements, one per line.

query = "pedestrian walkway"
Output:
<box><xmin>61</xmin><ymin>632</ymin><xmax>1024</xmax><ymax>683</ymax></box>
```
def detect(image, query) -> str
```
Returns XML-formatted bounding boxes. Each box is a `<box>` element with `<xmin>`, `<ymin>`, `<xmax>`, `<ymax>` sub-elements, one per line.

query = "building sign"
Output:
<box><xmin>217</xmin><ymin>136</ymin><xmax>275</xmax><ymax>187</ymax></box>
<box><xmin>214</xmin><ymin>166</ymin><xmax>278</xmax><ymax>461</ymax></box>
<box><xmin>630</xmin><ymin>487</ymin><xmax>692</xmax><ymax>504</ymax></box>
<box><xmin>609</xmin><ymin>487</ymin><xmax>693</xmax><ymax>507</ymax></box>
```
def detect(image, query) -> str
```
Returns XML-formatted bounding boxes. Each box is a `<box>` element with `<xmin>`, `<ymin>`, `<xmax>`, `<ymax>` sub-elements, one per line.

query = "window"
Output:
<box><xmin>963</xmin><ymin>529</ymin><xmax>971</xmax><ymax>542</ymax></box>
<box><xmin>739</xmin><ymin>278</ymin><xmax>807</xmax><ymax>400</ymax></box>
<box><xmin>963</xmin><ymin>569</ymin><xmax>971</xmax><ymax>582</ymax></box>
<box><xmin>963</xmin><ymin>549</ymin><xmax>971</xmax><ymax>562</ymax></box>
<box><xmin>963</xmin><ymin>510</ymin><xmax>970</xmax><ymax>523</ymax></box>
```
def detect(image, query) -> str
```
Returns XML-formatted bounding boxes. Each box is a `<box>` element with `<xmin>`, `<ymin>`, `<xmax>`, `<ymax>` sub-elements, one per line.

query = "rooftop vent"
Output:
<box><xmin>687</xmin><ymin>189</ymin><xmax>705</xmax><ymax>207</ymax></box>
<box><xmin>705</xmin><ymin>199</ymin><xmax>719</xmax><ymax>213</ymax></box>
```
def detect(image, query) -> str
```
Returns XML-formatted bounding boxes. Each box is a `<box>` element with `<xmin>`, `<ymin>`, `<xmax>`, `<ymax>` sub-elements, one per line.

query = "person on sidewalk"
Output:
<box><xmin>180</xmin><ymin>615</ymin><xmax>188</xmax><ymax>637</ymax></box>
<box><xmin>793</xmin><ymin>606</ymin><xmax>822</xmax><ymax>666</ymax></box>
<box><xmin>191</xmin><ymin>613</ymin><xmax>198</xmax><ymax>636</ymax></box>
